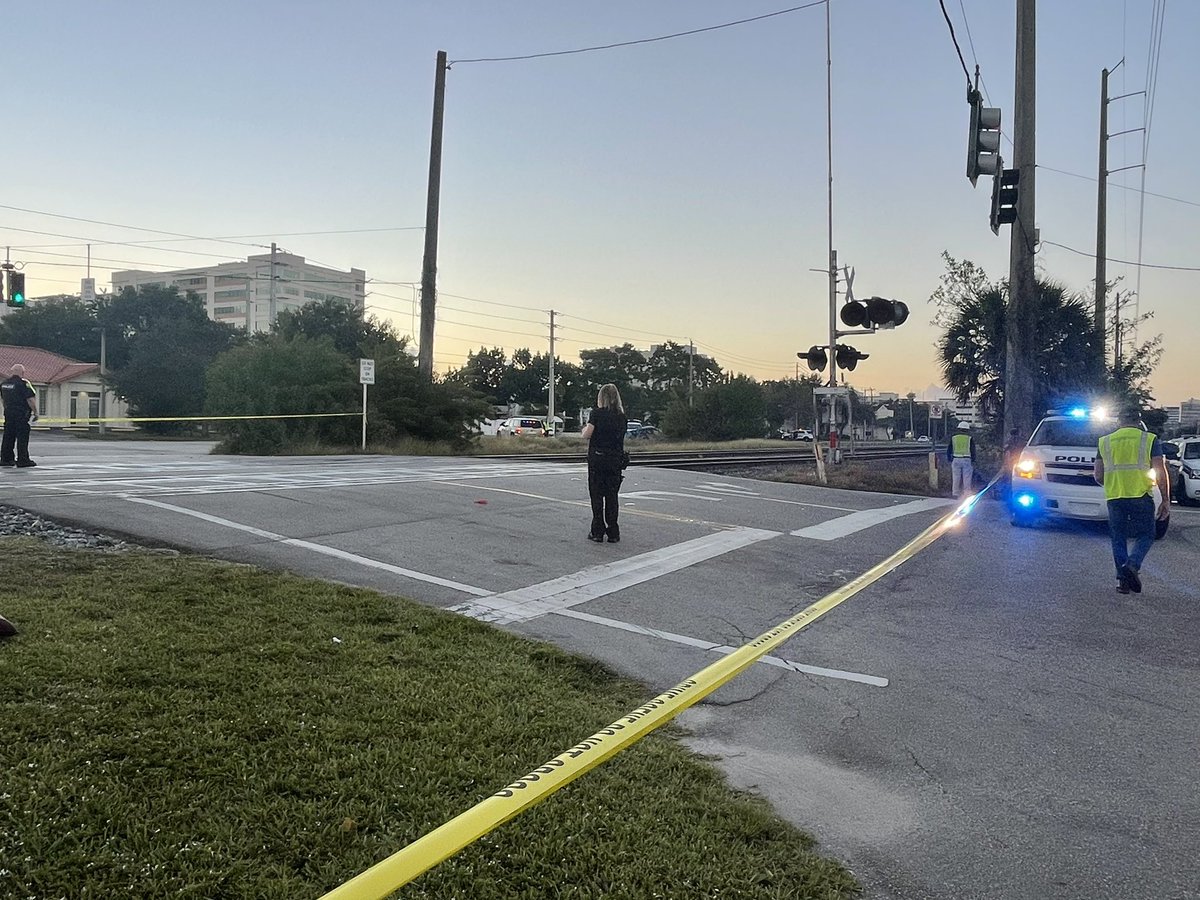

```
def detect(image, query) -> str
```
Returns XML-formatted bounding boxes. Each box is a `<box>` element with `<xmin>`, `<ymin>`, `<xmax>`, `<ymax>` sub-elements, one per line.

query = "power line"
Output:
<box><xmin>0</xmin><ymin>202</ymin><xmax>268</xmax><ymax>250</ymax></box>
<box><xmin>1042</xmin><ymin>239</ymin><xmax>1200</xmax><ymax>272</ymax></box>
<box><xmin>449</xmin><ymin>1</ymin><xmax>826</xmax><ymax>65</ymax></box>
<box><xmin>13</xmin><ymin>226</ymin><xmax>424</xmax><ymax>251</ymax></box>
<box><xmin>938</xmin><ymin>0</ymin><xmax>972</xmax><ymax>85</ymax></box>
<box><xmin>0</xmin><ymin>224</ymin><xmax>247</xmax><ymax>261</ymax></box>
<box><xmin>1037</xmin><ymin>164</ymin><xmax>1200</xmax><ymax>208</ymax></box>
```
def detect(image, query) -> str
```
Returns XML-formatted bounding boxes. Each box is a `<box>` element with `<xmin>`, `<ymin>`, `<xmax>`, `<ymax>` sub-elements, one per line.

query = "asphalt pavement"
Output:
<box><xmin>3</xmin><ymin>434</ymin><xmax>1197</xmax><ymax>900</ymax></box>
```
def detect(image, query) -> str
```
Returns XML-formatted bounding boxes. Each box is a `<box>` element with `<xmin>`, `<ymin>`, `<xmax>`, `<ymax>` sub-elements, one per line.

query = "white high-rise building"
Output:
<box><xmin>112</xmin><ymin>251</ymin><xmax>366</xmax><ymax>333</ymax></box>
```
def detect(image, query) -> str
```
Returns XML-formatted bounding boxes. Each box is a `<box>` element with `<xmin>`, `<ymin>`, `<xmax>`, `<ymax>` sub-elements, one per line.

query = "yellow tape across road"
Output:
<box><xmin>36</xmin><ymin>412</ymin><xmax>361</xmax><ymax>425</ymax></box>
<box><xmin>320</xmin><ymin>490</ymin><xmax>988</xmax><ymax>900</ymax></box>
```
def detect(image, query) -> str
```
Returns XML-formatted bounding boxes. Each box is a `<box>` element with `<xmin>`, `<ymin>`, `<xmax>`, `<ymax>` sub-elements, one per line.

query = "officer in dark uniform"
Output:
<box><xmin>1</xmin><ymin>363</ymin><xmax>39</xmax><ymax>468</ymax></box>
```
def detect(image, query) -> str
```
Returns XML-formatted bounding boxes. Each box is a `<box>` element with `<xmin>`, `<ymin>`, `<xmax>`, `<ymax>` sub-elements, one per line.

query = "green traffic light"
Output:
<box><xmin>6</xmin><ymin>272</ymin><xmax>25</xmax><ymax>307</ymax></box>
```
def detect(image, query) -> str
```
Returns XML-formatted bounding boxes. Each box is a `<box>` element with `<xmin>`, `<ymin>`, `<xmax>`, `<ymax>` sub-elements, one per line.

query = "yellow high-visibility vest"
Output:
<box><xmin>951</xmin><ymin>433</ymin><xmax>972</xmax><ymax>457</ymax></box>
<box><xmin>1098</xmin><ymin>427</ymin><xmax>1153</xmax><ymax>500</ymax></box>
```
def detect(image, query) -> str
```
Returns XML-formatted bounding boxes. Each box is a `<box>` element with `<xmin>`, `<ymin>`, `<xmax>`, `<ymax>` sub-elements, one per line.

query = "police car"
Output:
<box><xmin>1010</xmin><ymin>407</ymin><xmax>1171</xmax><ymax>539</ymax></box>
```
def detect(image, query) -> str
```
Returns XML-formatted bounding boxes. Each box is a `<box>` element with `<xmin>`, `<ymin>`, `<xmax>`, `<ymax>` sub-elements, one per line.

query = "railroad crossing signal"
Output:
<box><xmin>834</xmin><ymin>344</ymin><xmax>869</xmax><ymax>371</ymax></box>
<box><xmin>840</xmin><ymin>296</ymin><xmax>909</xmax><ymax>329</ymax></box>
<box><xmin>797</xmin><ymin>346</ymin><xmax>829</xmax><ymax>372</ymax></box>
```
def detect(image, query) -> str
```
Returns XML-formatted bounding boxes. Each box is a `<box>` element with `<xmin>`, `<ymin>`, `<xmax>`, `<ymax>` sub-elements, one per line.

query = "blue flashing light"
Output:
<box><xmin>1016</xmin><ymin>493</ymin><xmax>1036</xmax><ymax>508</ymax></box>
<box><xmin>1068</xmin><ymin>407</ymin><xmax>1088</xmax><ymax>418</ymax></box>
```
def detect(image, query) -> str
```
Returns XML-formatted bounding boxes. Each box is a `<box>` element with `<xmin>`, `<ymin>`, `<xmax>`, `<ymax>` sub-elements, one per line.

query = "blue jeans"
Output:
<box><xmin>1107</xmin><ymin>495</ymin><xmax>1155</xmax><ymax>577</ymax></box>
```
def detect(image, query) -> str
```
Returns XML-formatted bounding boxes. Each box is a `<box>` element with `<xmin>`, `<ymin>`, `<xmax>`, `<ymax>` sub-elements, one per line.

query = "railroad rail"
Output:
<box><xmin>480</xmin><ymin>445</ymin><xmax>942</xmax><ymax>471</ymax></box>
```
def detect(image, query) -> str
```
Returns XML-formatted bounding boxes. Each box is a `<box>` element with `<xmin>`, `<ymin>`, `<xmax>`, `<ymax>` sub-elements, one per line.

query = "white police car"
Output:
<box><xmin>1010</xmin><ymin>407</ymin><xmax>1171</xmax><ymax>539</ymax></box>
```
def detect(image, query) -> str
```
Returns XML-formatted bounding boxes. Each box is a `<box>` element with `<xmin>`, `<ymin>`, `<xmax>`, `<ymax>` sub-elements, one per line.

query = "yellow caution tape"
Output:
<box><xmin>320</xmin><ymin>487</ymin><xmax>991</xmax><ymax>900</ymax></box>
<box><xmin>36</xmin><ymin>412</ymin><xmax>361</xmax><ymax>425</ymax></box>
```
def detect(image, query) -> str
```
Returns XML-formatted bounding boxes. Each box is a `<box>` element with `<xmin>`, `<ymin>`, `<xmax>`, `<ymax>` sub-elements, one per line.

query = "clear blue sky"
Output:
<box><xmin>5</xmin><ymin>1</ymin><xmax>1198</xmax><ymax>403</ymax></box>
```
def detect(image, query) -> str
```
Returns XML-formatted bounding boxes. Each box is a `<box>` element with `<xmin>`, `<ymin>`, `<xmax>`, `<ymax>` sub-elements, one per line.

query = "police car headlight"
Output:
<box><xmin>1015</xmin><ymin>458</ymin><xmax>1041</xmax><ymax>478</ymax></box>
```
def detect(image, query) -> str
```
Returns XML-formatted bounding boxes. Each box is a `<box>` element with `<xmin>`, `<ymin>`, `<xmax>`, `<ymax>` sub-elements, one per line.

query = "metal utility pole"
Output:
<box><xmin>1004</xmin><ymin>0</ymin><xmax>1037</xmax><ymax>442</ymax></box>
<box><xmin>548</xmin><ymin>310</ymin><xmax>556</xmax><ymax>434</ymax></box>
<box><xmin>98</xmin><ymin>328</ymin><xmax>107</xmax><ymax>436</ymax></box>
<box><xmin>268</xmin><ymin>241</ymin><xmax>278</xmax><ymax>327</ymax></box>
<box><xmin>418</xmin><ymin>50</ymin><xmax>448</xmax><ymax>381</ymax></box>
<box><xmin>1095</xmin><ymin>66</ymin><xmax>1109</xmax><ymax>359</ymax></box>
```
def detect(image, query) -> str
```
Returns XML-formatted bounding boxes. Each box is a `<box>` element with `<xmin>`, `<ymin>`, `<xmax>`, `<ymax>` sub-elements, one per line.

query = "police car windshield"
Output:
<box><xmin>1028</xmin><ymin>419</ymin><xmax>1113</xmax><ymax>447</ymax></box>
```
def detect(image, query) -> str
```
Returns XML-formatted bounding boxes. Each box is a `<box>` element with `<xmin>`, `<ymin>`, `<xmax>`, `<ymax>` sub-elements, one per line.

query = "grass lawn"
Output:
<box><xmin>0</xmin><ymin>540</ymin><xmax>858</xmax><ymax>899</ymax></box>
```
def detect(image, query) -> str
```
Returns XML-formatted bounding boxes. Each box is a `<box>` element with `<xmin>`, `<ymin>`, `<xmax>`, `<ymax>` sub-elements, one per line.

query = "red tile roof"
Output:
<box><xmin>0</xmin><ymin>345</ymin><xmax>99</xmax><ymax>385</ymax></box>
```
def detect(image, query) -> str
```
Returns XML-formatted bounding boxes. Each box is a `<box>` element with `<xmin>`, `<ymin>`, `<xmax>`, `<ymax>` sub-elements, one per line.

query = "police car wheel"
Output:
<box><xmin>1010</xmin><ymin>512</ymin><xmax>1037</xmax><ymax>529</ymax></box>
<box><xmin>1155</xmin><ymin>516</ymin><xmax>1170</xmax><ymax>540</ymax></box>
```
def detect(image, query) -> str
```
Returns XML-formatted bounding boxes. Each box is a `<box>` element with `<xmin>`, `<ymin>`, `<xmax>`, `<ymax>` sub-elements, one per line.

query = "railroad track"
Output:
<box><xmin>481</xmin><ymin>445</ymin><xmax>942</xmax><ymax>470</ymax></box>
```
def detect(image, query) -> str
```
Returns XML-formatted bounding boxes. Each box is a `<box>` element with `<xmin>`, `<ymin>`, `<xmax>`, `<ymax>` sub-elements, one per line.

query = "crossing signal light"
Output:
<box><xmin>5</xmin><ymin>272</ymin><xmax>25</xmax><ymax>308</ymax></box>
<box><xmin>990</xmin><ymin>167</ymin><xmax>1019</xmax><ymax>235</ymax></box>
<box><xmin>840</xmin><ymin>299</ymin><xmax>869</xmax><ymax>327</ymax></box>
<box><xmin>834</xmin><ymin>344</ymin><xmax>869</xmax><ymax>371</ymax></box>
<box><xmin>865</xmin><ymin>296</ymin><xmax>909</xmax><ymax>328</ymax></box>
<box><xmin>797</xmin><ymin>346</ymin><xmax>828</xmax><ymax>372</ymax></box>
<box><xmin>966</xmin><ymin>89</ymin><xmax>1002</xmax><ymax>186</ymax></box>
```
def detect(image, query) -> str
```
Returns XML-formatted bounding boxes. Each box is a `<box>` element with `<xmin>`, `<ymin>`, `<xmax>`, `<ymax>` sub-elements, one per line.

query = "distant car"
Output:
<box><xmin>497</xmin><ymin>417</ymin><xmax>548</xmax><ymax>437</ymax></box>
<box><xmin>628</xmin><ymin>425</ymin><xmax>661</xmax><ymax>440</ymax></box>
<box><xmin>916</xmin><ymin>435</ymin><xmax>931</xmax><ymax>443</ymax></box>
<box><xmin>1166</xmin><ymin>437</ymin><xmax>1200</xmax><ymax>506</ymax></box>
<box><xmin>781</xmin><ymin>429</ymin><xmax>814</xmax><ymax>442</ymax></box>
<box><xmin>625</xmin><ymin>420</ymin><xmax>643</xmax><ymax>436</ymax></box>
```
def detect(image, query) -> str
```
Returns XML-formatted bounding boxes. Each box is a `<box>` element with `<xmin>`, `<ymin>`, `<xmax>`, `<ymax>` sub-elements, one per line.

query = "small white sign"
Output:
<box><xmin>359</xmin><ymin>358</ymin><xmax>375</xmax><ymax>385</ymax></box>
<box><xmin>81</xmin><ymin>278</ymin><xmax>96</xmax><ymax>303</ymax></box>
<box><xmin>813</xmin><ymin>386</ymin><xmax>850</xmax><ymax>396</ymax></box>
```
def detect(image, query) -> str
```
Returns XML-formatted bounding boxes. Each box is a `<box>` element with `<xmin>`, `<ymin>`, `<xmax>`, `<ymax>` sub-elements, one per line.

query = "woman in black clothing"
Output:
<box><xmin>581</xmin><ymin>383</ymin><xmax>628</xmax><ymax>543</ymax></box>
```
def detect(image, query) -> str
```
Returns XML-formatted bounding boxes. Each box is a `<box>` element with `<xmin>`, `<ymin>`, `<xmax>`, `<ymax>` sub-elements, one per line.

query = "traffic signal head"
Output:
<box><xmin>966</xmin><ymin>90</ymin><xmax>1002</xmax><ymax>186</ymax></box>
<box><xmin>865</xmin><ymin>296</ymin><xmax>909</xmax><ymax>328</ymax></box>
<box><xmin>834</xmin><ymin>344</ymin><xmax>869</xmax><ymax>371</ymax></box>
<box><xmin>797</xmin><ymin>345</ymin><xmax>828</xmax><ymax>372</ymax></box>
<box><xmin>990</xmin><ymin>167</ymin><xmax>1020</xmax><ymax>235</ymax></box>
<box><xmin>840</xmin><ymin>299</ymin><xmax>869</xmax><ymax>328</ymax></box>
<box><xmin>5</xmin><ymin>272</ymin><xmax>25</xmax><ymax>308</ymax></box>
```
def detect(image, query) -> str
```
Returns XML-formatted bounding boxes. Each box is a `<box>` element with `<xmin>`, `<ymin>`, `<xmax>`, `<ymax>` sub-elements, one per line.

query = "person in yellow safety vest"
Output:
<box><xmin>947</xmin><ymin>421</ymin><xmax>976</xmax><ymax>497</ymax></box>
<box><xmin>1093</xmin><ymin>406</ymin><xmax>1170</xmax><ymax>595</ymax></box>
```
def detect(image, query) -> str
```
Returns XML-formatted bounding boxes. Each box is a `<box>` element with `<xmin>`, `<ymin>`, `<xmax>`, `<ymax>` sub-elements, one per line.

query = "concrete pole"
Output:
<box><xmin>1096</xmin><ymin>67</ymin><xmax>1109</xmax><ymax>362</ymax></box>
<box><xmin>418</xmin><ymin>50</ymin><xmax>448</xmax><ymax>381</ymax></box>
<box><xmin>1004</xmin><ymin>0</ymin><xmax>1037</xmax><ymax>442</ymax></box>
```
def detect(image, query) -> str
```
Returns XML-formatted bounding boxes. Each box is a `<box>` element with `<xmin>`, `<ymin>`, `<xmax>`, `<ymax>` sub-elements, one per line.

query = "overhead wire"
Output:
<box><xmin>938</xmin><ymin>0</ymin><xmax>972</xmax><ymax>85</ymax></box>
<box><xmin>1042</xmin><ymin>238</ymin><xmax>1198</xmax><ymax>272</ymax></box>
<box><xmin>449</xmin><ymin>1</ymin><xmax>826</xmax><ymax>65</ymax></box>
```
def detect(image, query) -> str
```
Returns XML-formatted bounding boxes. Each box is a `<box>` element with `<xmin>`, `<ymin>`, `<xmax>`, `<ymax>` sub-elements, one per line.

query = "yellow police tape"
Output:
<box><xmin>320</xmin><ymin>488</ymin><xmax>990</xmax><ymax>900</ymax></box>
<box><xmin>36</xmin><ymin>412</ymin><xmax>361</xmax><ymax>425</ymax></box>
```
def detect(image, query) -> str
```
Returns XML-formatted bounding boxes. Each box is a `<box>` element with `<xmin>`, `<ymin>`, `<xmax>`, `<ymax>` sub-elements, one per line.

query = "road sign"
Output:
<box><xmin>81</xmin><ymin>278</ymin><xmax>96</xmax><ymax>303</ymax></box>
<box><xmin>813</xmin><ymin>386</ymin><xmax>850</xmax><ymax>396</ymax></box>
<box><xmin>359</xmin><ymin>358</ymin><xmax>375</xmax><ymax>385</ymax></box>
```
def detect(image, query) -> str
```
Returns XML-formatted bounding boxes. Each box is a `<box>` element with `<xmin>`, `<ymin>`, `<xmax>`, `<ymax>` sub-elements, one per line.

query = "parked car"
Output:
<box><xmin>496</xmin><ymin>417</ymin><xmax>549</xmax><ymax>437</ymax></box>
<box><xmin>625</xmin><ymin>420</ymin><xmax>643</xmax><ymax>436</ymax></box>
<box><xmin>1166</xmin><ymin>437</ymin><xmax>1200</xmax><ymax>506</ymax></box>
<box><xmin>916</xmin><ymin>435</ymin><xmax>931</xmax><ymax>443</ymax></box>
<box><xmin>781</xmin><ymin>429</ymin><xmax>814</xmax><ymax>442</ymax></box>
<box><xmin>628</xmin><ymin>425</ymin><xmax>661</xmax><ymax>440</ymax></box>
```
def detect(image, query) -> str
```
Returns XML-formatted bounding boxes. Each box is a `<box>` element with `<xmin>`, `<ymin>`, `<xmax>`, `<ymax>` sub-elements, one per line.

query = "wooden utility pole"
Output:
<box><xmin>418</xmin><ymin>50</ymin><xmax>448</xmax><ymax>381</ymax></box>
<box><xmin>1004</xmin><ymin>0</ymin><xmax>1037</xmax><ymax>441</ymax></box>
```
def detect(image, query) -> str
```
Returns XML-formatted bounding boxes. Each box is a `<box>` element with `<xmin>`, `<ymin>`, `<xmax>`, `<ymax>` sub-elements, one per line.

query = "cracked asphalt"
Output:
<box><xmin>4</xmin><ymin>436</ymin><xmax>1198</xmax><ymax>900</ymax></box>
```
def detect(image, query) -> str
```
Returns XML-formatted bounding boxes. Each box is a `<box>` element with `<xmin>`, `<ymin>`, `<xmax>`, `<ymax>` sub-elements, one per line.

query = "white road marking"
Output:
<box><xmin>695</xmin><ymin>482</ymin><xmax>760</xmax><ymax>495</ymax></box>
<box><xmin>124</xmin><ymin>497</ymin><xmax>493</xmax><ymax>596</ymax></box>
<box><xmin>791</xmin><ymin>497</ymin><xmax>953</xmax><ymax>541</ymax></box>
<box><xmin>449</xmin><ymin>527</ymin><xmax>780</xmax><ymax>625</ymax></box>
<box><xmin>551</xmin><ymin>609</ymin><xmax>888</xmax><ymax>687</ymax></box>
<box><xmin>622</xmin><ymin>490</ymin><xmax>724</xmax><ymax>502</ymax></box>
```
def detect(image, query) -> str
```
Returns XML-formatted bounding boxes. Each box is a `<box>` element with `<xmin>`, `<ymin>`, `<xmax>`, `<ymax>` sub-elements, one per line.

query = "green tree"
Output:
<box><xmin>446</xmin><ymin>347</ymin><xmax>511</xmax><ymax>403</ymax></box>
<box><xmin>206</xmin><ymin>336</ymin><xmax>358</xmax><ymax>453</ymax></box>
<box><xmin>578</xmin><ymin>344</ymin><xmax>648</xmax><ymax>391</ymax></box>
<box><xmin>647</xmin><ymin>341</ymin><xmax>723</xmax><ymax>392</ymax></box>
<box><xmin>0</xmin><ymin>295</ymin><xmax>101</xmax><ymax>361</ymax></box>
<box><xmin>762</xmin><ymin>376</ymin><xmax>819</xmax><ymax>432</ymax></box>
<box><xmin>934</xmin><ymin>256</ymin><xmax>1104</xmax><ymax>426</ymax></box>
<box><xmin>690</xmin><ymin>376</ymin><xmax>767</xmax><ymax>441</ymax></box>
